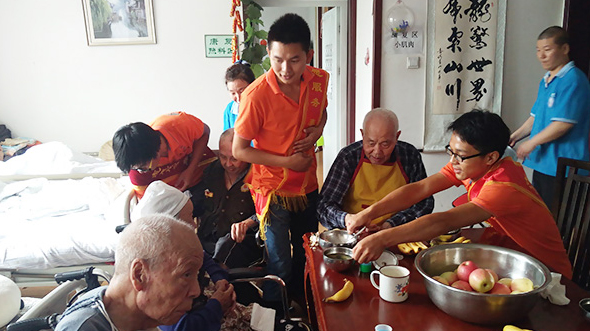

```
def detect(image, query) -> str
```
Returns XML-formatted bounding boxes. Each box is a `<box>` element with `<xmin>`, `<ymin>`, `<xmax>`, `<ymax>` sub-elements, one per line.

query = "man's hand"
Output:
<box><xmin>231</xmin><ymin>218</ymin><xmax>256</xmax><ymax>243</ymax></box>
<box><xmin>176</xmin><ymin>166</ymin><xmax>204</xmax><ymax>191</ymax></box>
<box><xmin>352</xmin><ymin>233</ymin><xmax>387</xmax><ymax>264</ymax></box>
<box><xmin>293</xmin><ymin>126</ymin><xmax>322</xmax><ymax>153</ymax></box>
<box><xmin>516</xmin><ymin>140</ymin><xmax>537</xmax><ymax>160</ymax></box>
<box><xmin>286</xmin><ymin>152</ymin><xmax>314</xmax><ymax>172</ymax></box>
<box><xmin>210</xmin><ymin>280</ymin><xmax>236</xmax><ymax>314</ymax></box>
<box><xmin>345</xmin><ymin>213</ymin><xmax>370</xmax><ymax>234</ymax></box>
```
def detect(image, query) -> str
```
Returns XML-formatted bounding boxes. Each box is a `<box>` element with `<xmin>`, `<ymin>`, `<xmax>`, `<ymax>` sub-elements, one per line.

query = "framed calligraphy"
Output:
<box><xmin>423</xmin><ymin>0</ymin><xmax>506</xmax><ymax>151</ymax></box>
<box><xmin>433</xmin><ymin>0</ymin><xmax>498</xmax><ymax>115</ymax></box>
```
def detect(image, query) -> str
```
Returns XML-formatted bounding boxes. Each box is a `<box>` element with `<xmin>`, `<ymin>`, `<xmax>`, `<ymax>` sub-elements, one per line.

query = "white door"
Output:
<box><xmin>321</xmin><ymin>7</ymin><xmax>344</xmax><ymax>180</ymax></box>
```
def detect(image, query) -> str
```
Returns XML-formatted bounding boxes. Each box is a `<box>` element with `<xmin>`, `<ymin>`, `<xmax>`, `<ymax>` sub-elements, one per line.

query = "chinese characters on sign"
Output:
<box><xmin>388</xmin><ymin>30</ymin><xmax>424</xmax><ymax>54</ymax></box>
<box><xmin>204</xmin><ymin>35</ymin><xmax>234</xmax><ymax>58</ymax></box>
<box><xmin>434</xmin><ymin>0</ymin><xmax>497</xmax><ymax>114</ymax></box>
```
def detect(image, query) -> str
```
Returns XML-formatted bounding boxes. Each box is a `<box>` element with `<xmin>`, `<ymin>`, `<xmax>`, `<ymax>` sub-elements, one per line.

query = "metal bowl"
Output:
<box><xmin>323</xmin><ymin>246</ymin><xmax>355</xmax><ymax>272</ymax></box>
<box><xmin>580</xmin><ymin>298</ymin><xmax>590</xmax><ymax>322</ymax></box>
<box><xmin>319</xmin><ymin>229</ymin><xmax>357</xmax><ymax>250</ymax></box>
<box><xmin>415</xmin><ymin>243</ymin><xmax>551</xmax><ymax>325</ymax></box>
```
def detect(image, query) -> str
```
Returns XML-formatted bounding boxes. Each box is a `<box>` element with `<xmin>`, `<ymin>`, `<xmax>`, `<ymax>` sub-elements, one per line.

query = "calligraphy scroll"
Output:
<box><xmin>433</xmin><ymin>0</ymin><xmax>498</xmax><ymax>114</ymax></box>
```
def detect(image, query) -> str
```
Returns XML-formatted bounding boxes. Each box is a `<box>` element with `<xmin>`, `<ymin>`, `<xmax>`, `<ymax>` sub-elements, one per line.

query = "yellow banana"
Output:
<box><xmin>451</xmin><ymin>236</ymin><xmax>466</xmax><ymax>244</ymax></box>
<box><xmin>324</xmin><ymin>278</ymin><xmax>354</xmax><ymax>303</ymax></box>
<box><xmin>408</xmin><ymin>242</ymin><xmax>422</xmax><ymax>254</ymax></box>
<box><xmin>438</xmin><ymin>234</ymin><xmax>453</xmax><ymax>242</ymax></box>
<box><xmin>462</xmin><ymin>239</ymin><xmax>471</xmax><ymax>243</ymax></box>
<box><xmin>397</xmin><ymin>243</ymin><xmax>413</xmax><ymax>254</ymax></box>
<box><xmin>416</xmin><ymin>241</ymin><xmax>429</xmax><ymax>249</ymax></box>
<box><xmin>503</xmin><ymin>325</ymin><xmax>533</xmax><ymax>331</ymax></box>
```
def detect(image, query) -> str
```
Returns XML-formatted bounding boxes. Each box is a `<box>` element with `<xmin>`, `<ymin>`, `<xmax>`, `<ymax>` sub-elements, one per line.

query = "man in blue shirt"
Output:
<box><xmin>510</xmin><ymin>26</ymin><xmax>590</xmax><ymax>209</ymax></box>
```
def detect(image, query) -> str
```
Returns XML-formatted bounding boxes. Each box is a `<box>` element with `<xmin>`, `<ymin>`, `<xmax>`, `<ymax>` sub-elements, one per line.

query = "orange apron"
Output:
<box><xmin>342</xmin><ymin>150</ymin><xmax>409</xmax><ymax>225</ymax></box>
<box><xmin>249</xmin><ymin>68</ymin><xmax>329</xmax><ymax>239</ymax></box>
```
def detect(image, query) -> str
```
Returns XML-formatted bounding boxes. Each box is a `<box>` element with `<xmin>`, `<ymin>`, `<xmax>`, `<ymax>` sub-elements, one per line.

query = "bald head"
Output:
<box><xmin>218</xmin><ymin>128</ymin><xmax>248</xmax><ymax>177</ymax></box>
<box><xmin>361</xmin><ymin>108</ymin><xmax>401</xmax><ymax>165</ymax></box>
<box><xmin>219</xmin><ymin>128</ymin><xmax>235</xmax><ymax>146</ymax></box>
<box><xmin>363</xmin><ymin>108</ymin><xmax>399</xmax><ymax>133</ymax></box>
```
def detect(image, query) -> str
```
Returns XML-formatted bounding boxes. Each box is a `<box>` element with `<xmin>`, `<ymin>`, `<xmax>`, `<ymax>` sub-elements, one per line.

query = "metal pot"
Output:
<box><xmin>318</xmin><ymin>229</ymin><xmax>357</xmax><ymax>249</ymax></box>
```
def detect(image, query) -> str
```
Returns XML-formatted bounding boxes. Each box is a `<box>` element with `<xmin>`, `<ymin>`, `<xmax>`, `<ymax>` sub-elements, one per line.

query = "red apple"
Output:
<box><xmin>485</xmin><ymin>268</ymin><xmax>499</xmax><ymax>283</ymax></box>
<box><xmin>439</xmin><ymin>271</ymin><xmax>459</xmax><ymax>285</ymax></box>
<box><xmin>489</xmin><ymin>282</ymin><xmax>511</xmax><ymax>294</ymax></box>
<box><xmin>469</xmin><ymin>268</ymin><xmax>496</xmax><ymax>293</ymax></box>
<box><xmin>432</xmin><ymin>276</ymin><xmax>449</xmax><ymax>285</ymax></box>
<box><xmin>457</xmin><ymin>261</ymin><xmax>479</xmax><ymax>281</ymax></box>
<box><xmin>451</xmin><ymin>280</ymin><xmax>473</xmax><ymax>291</ymax></box>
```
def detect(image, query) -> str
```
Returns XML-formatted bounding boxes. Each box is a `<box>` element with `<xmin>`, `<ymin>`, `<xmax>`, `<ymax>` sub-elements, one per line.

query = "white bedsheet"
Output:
<box><xmin>0</xmin><ymin>141</ymin><xmax>121</xmax><ymax>176</ymax></box>
<box><xmin>0</xmin><ymin>142</ymin><xmax>133</xmax><ymax>269</ymax></box>
<box><xmin>0</xmin><ymin>175</ymin><xmax>131</xmax><ymax>269</ymax></box>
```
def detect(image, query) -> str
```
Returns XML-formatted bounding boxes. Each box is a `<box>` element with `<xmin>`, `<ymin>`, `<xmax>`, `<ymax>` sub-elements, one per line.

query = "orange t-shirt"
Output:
<box><xmin>234</xmin><ymin>66</ymin><xmax>329</xmax><ymax>196</ymax></box>
<box><xmin>440</xmin><ymin>157</ymin><xmax>572</xmax><ymax>278</ymax></box>
<box><xmin>150</xmin><ymin>111</ymin><xmax>205</xmax><ymax>189</ymax></box>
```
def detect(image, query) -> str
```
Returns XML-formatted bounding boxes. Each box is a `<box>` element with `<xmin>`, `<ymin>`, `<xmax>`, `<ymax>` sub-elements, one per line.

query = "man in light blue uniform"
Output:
<box><xmin>510</xmin><ymin>26</ymin><xmax>590</xmax><ymax>208</ymax></box>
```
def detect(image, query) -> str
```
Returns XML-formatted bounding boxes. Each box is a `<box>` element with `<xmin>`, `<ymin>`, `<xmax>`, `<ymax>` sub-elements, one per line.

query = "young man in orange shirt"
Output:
<box><xmin>348</xmin><ymin>110</ymin><xmax>572</xmax><ymax>278</ymax></box>
<box><xmin>233</xmin><ymin>13</ymin><xmax>328</xmax><ymax>306</ymax></box>
<box><xmin>113</xmin><ymin>112</ymin><xmax>216</xmax><ymax>198</ymax></box>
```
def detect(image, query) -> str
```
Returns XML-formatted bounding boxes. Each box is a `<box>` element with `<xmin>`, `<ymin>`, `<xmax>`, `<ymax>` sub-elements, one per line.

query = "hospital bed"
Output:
<box><xmin>0</xmin><ymin>142</ymin><xmax>130</xmax><ymax>287</ymax></box>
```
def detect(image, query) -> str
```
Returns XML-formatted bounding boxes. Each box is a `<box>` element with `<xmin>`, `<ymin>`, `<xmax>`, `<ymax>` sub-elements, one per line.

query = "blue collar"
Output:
<box><xmin>543</xmin><ymin>61</ymin><xmax>574</xmax><ymax>85</ymax></box>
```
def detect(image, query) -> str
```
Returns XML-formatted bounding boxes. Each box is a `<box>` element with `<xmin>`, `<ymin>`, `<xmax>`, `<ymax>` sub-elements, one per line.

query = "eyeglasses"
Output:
<box><xmin>445</xmin><ymin>145</ymin><xmax>484</xmax><ymax>163</ymax></box>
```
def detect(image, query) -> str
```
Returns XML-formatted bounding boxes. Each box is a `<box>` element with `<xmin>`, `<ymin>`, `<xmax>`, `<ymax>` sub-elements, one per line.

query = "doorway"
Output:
<box><xmin>257</xmin><ymin>0</ymin><xmax>354</xmax><ymax>181</ymax></box>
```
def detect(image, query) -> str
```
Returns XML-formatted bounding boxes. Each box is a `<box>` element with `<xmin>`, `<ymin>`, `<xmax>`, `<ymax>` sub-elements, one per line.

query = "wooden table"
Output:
<box><xmin>303</xmin><ymin>228</ymin><xmax>590</xmax><ymax>331</ymax></box>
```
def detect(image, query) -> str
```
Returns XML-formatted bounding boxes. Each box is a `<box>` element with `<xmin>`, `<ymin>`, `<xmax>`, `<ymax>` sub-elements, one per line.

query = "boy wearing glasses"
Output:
<box><xmin>348</xmin><ymin>110</ymin><xmax>572</xmax><ymax>278</ymax></box>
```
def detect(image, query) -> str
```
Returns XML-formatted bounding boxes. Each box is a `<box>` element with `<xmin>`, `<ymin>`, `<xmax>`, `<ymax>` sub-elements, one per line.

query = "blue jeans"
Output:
<box><xmin>262</xmin><ymin>190</ymin><xmax>319</xmax><ymax>302</ymax></box>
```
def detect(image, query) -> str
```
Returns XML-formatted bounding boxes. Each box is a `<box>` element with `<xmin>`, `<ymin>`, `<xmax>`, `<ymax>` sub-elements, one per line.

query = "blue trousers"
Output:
<box><xmin>262</xmin><ymin>190</ymin><xmax>319</xmax><ymax>302</ymax></box>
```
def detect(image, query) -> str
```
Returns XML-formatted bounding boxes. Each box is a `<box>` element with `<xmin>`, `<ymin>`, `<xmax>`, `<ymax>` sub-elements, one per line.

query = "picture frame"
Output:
<box><xmin>82</xmin><ymin>0</ymin><xmax>156</xmax><ymax>46</ymax></box>
<box><xmin>204</xmin><ymin>35</ymin><xmax>235</xmax><ymax>58</ymax></box>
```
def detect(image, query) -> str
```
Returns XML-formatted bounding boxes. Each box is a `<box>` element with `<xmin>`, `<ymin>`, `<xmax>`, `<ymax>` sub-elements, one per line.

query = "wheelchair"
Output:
<box><xmin>7</xmin><ymin>267</ymin><xmax>111</xmax><ymax>331</ymax></box>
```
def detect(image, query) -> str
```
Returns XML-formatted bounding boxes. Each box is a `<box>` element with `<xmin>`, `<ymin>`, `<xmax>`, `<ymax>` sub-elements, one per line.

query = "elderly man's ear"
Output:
<box><xmin>130</xmin><ymin>258</ymin><xmax>148</xmax><ymax>291</ymax></box>
<box><xmin>396</xmin><ymin>130</ymin><xmax>401</xmax><ymax>140</ymax></box>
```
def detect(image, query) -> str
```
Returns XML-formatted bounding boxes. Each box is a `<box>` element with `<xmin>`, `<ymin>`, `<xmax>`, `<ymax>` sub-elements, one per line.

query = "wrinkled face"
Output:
<box><xmin>227</xmin><ymin>79</ymin><xmax>250</xmax><ymax>104</ymax></box>
<box><xmin>361</xmin><ymin>119</ymin><xmax>399</xmax><ymax>165</ymax></box>
<box><xmin>137</xmin><ymin>228</ymin><xmax>203</xmax><ymax>326</ymax></box>
<box><xmin>536</xmin><ymin>37</ymin><xmax>568</xmax><ymax>73</ymax></box>
<box><xmin>219</xmin><ymin>139</ymin><xmax>247</xmax><ymax>176</ymax></box>
<box><xmin>267</xmin><ymin>41</ymin><xmax>313</xmax><ymax>86</ymax></box>
<box><xmin>447</xmin><ymin>133</ymin><xmax>491</xmax><ymax>182</ymax></box>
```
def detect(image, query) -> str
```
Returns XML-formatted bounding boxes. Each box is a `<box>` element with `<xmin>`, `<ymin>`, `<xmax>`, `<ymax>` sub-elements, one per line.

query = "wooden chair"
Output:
<box><xmin>553</xmin><ymin>157</ymin><xmax>590</xmax><ymax>290</ymax></box>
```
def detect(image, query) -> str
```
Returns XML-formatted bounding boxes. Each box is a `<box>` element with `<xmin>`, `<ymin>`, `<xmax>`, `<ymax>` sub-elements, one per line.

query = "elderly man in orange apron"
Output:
<box><xmin>318</xmin><ymin>108</ymin><xmax>434</xmax><ymax>231</ymax></box>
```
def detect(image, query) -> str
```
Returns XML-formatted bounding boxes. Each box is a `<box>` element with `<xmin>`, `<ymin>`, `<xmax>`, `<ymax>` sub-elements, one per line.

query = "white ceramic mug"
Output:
<box><xmin>370</xmin><ymin>265</ymin><xmax>410</xmax><ymax>302</ymax></box>
<box><xmin>374</xmin><ymin>324</ymin><xmax>393</xmax><ymax>331</ymax></box>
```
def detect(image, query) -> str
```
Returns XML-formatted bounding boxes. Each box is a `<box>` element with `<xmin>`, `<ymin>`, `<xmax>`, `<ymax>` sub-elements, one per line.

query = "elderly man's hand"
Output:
<box><xmin>352</xmin><ymin>233</ymin><xmax>386</xmax><ymax>264</ymax></box>
<box><xmin>231</xmin><ymin>218</ymin><xmax>256</xmax><ymax>243</ymax></box>
<box><xmin>211</xmin><ymin>280</ymin><xmax>236</xmax><ymax>314</ymax></box>
<box><xmin>293</xmin><ymin>126</ymin><xmax>322</xmax><ymax>153</ymax></box>
<box><xmin>345</xmin><ymin>213</ymin><xmax>370</xmax><ymax>234</ymax></box>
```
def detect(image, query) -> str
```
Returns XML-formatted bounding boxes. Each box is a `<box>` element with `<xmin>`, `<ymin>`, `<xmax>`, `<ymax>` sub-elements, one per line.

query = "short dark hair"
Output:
<box><xmin>538</xmin><ymin>26</ymin><xmax>569</xmax><ymax>46</ymax></box>
<box><xmin>225</xmin><ymin>63</ymin><xmax>255</xmax><ymax>85</ymax></box>
<box><xmin>112</xmin><ymin>122</ymin><xmax>161</xmax><ymax>173</ymax></box>
<box><xmin>267</xmin><ymin>13</ymin><xmax>311</xmax><ymax>52</ymax></box>
<box><xmin>447</xmin><ymin>110</ymin><xmax>509</xmax><ymax>157</ymax></box>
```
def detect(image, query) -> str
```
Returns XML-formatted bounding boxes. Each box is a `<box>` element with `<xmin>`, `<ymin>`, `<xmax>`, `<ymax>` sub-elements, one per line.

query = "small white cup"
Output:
<box><xmin>370</xmin><ymin>265</ymin><xmax>410</xmax><ymax>303</ymax></box>
<box><xmin>374</xmin><ymin>324</ymin><xmax>393</xmax><ymax>331</ymax></box>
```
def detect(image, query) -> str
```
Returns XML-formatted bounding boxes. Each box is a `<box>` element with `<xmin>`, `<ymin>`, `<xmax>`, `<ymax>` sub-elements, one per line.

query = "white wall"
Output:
<box><xmin>0</xmin><ymin>1</ymin><xmax>238</xmax><ymax>153</ymax></box>
<box><xmin>375</xmin><ymin>0</ymin><xmax>563</xmax><ymax>211</ymax></box>
<box><xmin>354</xmin><ymin>1</ymin><xmax>375</xmax><ymax>137</ymax></box>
